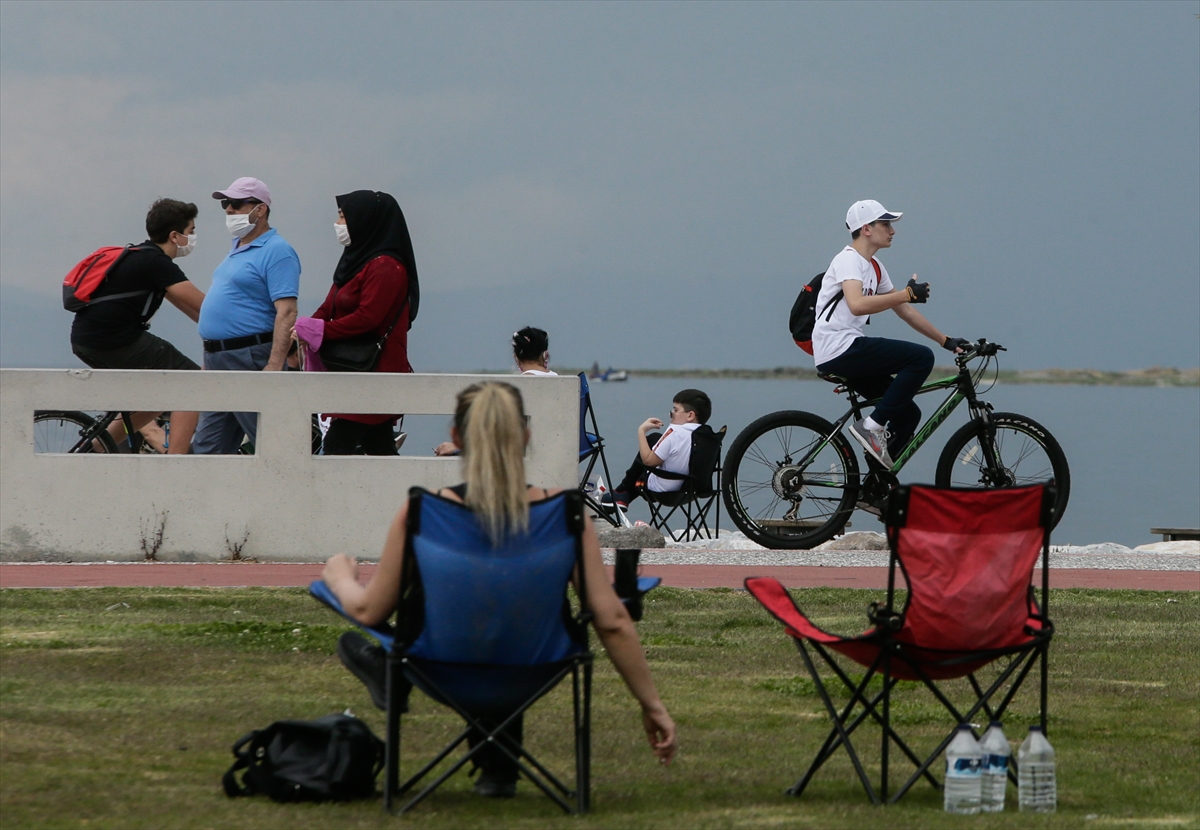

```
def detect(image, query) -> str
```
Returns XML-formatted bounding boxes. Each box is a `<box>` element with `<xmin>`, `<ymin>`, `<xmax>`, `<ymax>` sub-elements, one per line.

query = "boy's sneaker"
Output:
<box><xmin>337</xmin><ymin>631</ymin><xmax>388</xmax><ymax>711</ymax></box>
<box><xmin>599</xmin><ymin>491</ymin><xmax>630</xmax><ymax>510</ymax></box>
<box><xmin>849</xmin><ymin>420</ymin><xmax>894</xmax><ymax>468</ymax></box>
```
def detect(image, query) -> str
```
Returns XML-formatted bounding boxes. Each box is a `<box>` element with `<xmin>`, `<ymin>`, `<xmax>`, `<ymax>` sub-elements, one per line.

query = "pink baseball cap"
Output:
<box><xmin>212</xmin><ymin>177</ymin><xmax>272</xmax><ymax>206</ymax></box>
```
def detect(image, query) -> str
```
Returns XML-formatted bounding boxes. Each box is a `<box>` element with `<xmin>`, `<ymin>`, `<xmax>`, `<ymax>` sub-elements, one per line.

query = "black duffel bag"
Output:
<box><xmin>222</xmin><ymin>712</ymin><xmax>384</xmax><ymax>802</ymax></box>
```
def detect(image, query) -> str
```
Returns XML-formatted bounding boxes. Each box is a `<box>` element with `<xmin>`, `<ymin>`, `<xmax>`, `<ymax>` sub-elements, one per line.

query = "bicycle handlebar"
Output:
<box><xmin>955</xmin><ymin>338</ymin><xmax>1006</xmax><ymax>365</ymax></box>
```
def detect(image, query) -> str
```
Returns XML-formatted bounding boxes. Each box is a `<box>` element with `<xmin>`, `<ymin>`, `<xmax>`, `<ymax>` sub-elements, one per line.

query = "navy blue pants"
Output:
<box><xmin>817</xmin><ymin>337</ymin><xmax>934</xmax><ymax>453</ymax></box>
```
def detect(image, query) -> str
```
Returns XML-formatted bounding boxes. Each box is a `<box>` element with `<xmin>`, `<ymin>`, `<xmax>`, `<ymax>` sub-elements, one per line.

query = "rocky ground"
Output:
<box><xmin>596</xmin><ymin>528</ymin><xmax>1199</xmax><ymax>571</ymax></box>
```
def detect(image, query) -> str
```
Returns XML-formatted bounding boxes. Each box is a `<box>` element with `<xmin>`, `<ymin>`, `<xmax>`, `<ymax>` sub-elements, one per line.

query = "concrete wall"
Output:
<box><xmin>0</xmin><ymin>369</ymin><xmax>580</xmax><ymax>562</ymax></box>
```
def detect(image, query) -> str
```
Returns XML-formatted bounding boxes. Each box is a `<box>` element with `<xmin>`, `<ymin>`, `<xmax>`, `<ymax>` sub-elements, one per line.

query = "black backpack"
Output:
<box><xmin>788</xmin><ymin>273</ymin><xmax>844</xmax><ymax>355</ymax></box>
<box><xmin>222</xmin><ymin>713</ymin><xmax>384</xmax><ymax>803</ymax></box>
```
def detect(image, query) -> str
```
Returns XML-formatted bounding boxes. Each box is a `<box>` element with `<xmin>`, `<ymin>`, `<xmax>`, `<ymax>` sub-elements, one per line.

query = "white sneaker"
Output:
<box><xmin>849</xmin><ymin>420</ymin><xmax>894</xmax><ymax>468</ymax></box>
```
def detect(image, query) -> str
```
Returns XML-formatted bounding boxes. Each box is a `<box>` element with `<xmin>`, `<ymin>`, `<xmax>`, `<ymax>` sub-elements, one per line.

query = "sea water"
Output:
<box><xmin>394</xmin><ymin>376</ymin><xmax>1198</xmax><ymax>547</ymax></box>
<box><xmin>582</xmin><ymin>377</ymin><xmax>1200</xmax><ymax>547</ymax></box>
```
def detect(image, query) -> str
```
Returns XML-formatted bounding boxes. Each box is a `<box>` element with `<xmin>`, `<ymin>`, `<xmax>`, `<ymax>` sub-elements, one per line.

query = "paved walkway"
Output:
<box><xmin>2</xmin><ymin>556</ymin><xmax>1196</xmax><ymax>591</ymax></box>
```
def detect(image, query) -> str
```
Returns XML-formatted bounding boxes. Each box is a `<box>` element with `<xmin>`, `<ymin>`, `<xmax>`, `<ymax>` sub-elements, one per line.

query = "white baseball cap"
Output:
<box><xmin>845</xmin><ymin>200</ymin><xmax>902</xmax><ymax>232</ymax></box>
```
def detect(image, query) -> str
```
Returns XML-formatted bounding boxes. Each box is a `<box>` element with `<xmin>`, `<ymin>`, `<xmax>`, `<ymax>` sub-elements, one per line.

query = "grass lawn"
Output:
<box><xmin>1</xmin><ymin>586</ymin><xmax>1197</xmax><ymax>829</ymax></box>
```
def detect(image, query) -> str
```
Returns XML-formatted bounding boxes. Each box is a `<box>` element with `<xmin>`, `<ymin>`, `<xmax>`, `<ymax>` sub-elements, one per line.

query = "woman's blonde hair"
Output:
<box><xmin>454</xmin><ymin>381</ymin><xmax>529</xmax><ymax>545</ymax></box>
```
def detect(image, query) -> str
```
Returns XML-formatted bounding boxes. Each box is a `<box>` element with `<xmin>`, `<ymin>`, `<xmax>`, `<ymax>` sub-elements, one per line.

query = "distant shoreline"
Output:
<box><xmin>547</xmin><ymin>366</ymin><xmax>1200</xmax><ymax>386</ymax></box>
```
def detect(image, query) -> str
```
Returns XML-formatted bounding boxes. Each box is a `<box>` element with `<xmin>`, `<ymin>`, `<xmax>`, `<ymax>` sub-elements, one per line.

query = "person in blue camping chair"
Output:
<box><xmin>322</xmin><ymin>381</ymin><xmax>677</xmax><ymax>798</ymax></box>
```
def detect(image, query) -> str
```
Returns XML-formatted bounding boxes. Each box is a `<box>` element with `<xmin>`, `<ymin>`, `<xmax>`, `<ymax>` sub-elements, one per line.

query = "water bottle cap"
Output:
<box><xmin>990</xmin><ymin>720</ymin><xmax>1003</xmax><ymax>727</ymax></box>
<box><xmin>1029</xmin><ymin>725</ymin><xmax>1043</xmax><ymax>732</ymax></box>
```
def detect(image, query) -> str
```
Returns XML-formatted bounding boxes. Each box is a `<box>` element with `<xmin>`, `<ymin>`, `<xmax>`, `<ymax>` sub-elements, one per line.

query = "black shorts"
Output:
<box><xmin>72</xmin><ymin>331</ymin><xmax>200</xmax><ymax>371</ymax></box>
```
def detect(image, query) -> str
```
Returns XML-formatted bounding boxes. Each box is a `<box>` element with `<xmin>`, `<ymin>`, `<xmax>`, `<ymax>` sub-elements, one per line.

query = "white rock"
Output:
<box><xmin>665</xmin><ymin>530</ymin><xmax>766</xmax><ymax>550</ymax></box>
<box><xmin>816</xmin><ymin>531</ymin><xmax>889</xmax><ymax>551</ymax></box>
<box><xmin>1134</xmin><ymin>540</ymin><xmax>1200</xmax><ymax>555</ymax></box>
<box><xmin>1052</xmin><ymin>543</ymin><xmax>1135</xmax><ymax>556</ymax></box>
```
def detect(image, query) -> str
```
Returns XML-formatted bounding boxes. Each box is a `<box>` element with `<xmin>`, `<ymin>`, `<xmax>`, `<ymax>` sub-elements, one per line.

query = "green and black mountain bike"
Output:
<box><xmin>722</xmin><ymin>339</ymin><xmax>1071</xmax><ymax>549</ymax></box>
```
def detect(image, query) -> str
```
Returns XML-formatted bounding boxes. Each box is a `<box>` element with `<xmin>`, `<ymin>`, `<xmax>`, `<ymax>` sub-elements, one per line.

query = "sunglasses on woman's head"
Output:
<box><xmin>220</xmin><ymin>198</ymin><xmax>262</xmax><ymax>210</ymax></box>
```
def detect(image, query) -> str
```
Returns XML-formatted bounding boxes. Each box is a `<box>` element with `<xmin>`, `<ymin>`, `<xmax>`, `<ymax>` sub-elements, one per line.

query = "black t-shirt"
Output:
<box><xmin>70</xmin><ymin>241</ymin><xmax>189</xmax><ymax>349</ymax></box>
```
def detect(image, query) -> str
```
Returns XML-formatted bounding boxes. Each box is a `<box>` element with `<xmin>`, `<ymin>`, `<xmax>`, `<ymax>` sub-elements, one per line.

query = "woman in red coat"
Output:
<box><xmin>313</xmin><ymin>190</ymin><xmax>420</xmax><ymax>455</ymax></box>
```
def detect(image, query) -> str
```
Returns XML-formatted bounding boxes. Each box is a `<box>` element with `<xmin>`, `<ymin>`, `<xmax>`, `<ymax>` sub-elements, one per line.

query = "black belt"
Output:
<box><xmin>203</xmin><ymin>331</ymin><xmax>275</xmax><ymax>353</ymax></box>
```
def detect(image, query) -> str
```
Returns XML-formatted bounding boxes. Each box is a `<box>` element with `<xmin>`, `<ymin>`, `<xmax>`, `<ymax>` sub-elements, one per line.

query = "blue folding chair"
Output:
<box><xmin>311</xmin><ymin>487</ymin><xmax>658</xmax><ymax>814</ymax></box>
<box><xmin>578</xmin><ymin>373</ymin><xmax>628</xmax><ymax>528</ymax></box>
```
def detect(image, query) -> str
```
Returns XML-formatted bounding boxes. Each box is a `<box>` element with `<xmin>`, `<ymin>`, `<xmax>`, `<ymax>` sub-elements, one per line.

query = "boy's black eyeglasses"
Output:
<box><xmin>220</xmin><ymin>198</ymin><xmax>262</xmax><ymax>210</ymax></box>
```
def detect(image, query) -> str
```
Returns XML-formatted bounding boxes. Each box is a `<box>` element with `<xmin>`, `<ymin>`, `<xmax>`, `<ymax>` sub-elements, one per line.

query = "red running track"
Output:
<box><xmin>1</xmin><ymin>562</ymin><xmax>1195</xmax><ymax>591</ymax></box>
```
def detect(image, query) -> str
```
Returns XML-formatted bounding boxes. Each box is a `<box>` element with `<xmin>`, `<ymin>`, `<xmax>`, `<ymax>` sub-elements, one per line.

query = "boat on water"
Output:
<box><xmin>589</xmin><ymin>362</ymin><xmax>629</xmax><ymax>382</ymax></box>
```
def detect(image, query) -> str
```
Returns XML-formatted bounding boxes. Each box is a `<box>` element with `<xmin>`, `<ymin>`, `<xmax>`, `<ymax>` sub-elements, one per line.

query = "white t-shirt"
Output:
<box><xmin>647</xmin><ymin>422</ymin><xmax>700</xmax><ymax>492</ymax></box>
<box><xmin>811</xmin><ymin>246</ymin><xmax>895</xmax><ymax>365</ymax></box>
<box><xmin>520</xmin><ymin>368</ymin><xmax>558</xmax><ymax>376</ymax></box>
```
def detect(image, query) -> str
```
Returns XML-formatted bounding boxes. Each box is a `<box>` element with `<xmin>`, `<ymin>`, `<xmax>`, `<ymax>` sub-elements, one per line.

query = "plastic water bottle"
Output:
<box><xmin>944</xmin><ymin>725</ymin><xmax>983</xmax><ymax>814</ymax></box>
<box><xmin>1018</xmin><ymin>725</ymin><xmax>1057</xmax><ymax>813</ymax></box>
<box><xmin>979</xmin><ymin>721</ymin><xmax>1010</xmax><ymax>812</ymax></box>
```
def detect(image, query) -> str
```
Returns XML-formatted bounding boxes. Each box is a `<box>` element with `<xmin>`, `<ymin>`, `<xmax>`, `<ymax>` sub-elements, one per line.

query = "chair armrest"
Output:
<box><xmin>617</xmin><ymin>577</ymin><xmax>662</xmax><ymax>622</ymax></box>
<box><xmin>309</xmin><ymin>579</ymin><xmax>397</xmax><ymax>652</ymax></box>
<box><xmin>613</xmin><ymin>547</ymin><xmax>661</xmax><ymax>622</ymax></box>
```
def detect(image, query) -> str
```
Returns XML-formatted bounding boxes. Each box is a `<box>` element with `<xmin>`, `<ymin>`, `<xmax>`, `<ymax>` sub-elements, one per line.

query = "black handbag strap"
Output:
<box><xmin>222</xmin><ymin>729</ymin><xmax>262</xmax><ymax>797</ymax></box>
<box><xmin>330</xmin><ymin>256</ymin><xmax>409</xmax><ymax>345</ymax></box>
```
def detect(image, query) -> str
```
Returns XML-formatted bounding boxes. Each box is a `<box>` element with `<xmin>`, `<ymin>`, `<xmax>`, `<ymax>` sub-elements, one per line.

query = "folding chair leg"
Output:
<box><xmin>1040</xmin><ymin>641</ymin><xmax>1050</xmax><ymax>735</ymax></box>
<box><xmin>384</xmin><ymin>653</ymin><xmax>401</xmax><ymax>812</ymax></box>
<box><xmin>790</xmin><ymin>642</ymin><xmax>940</xmax><ymax>802</ymax></box>
<box><xmin>573</xmin><ymin>659</ymin><xmax>592</xmax><ymax>814</ymax></box>
<box><xmin>792</xmin><ymin>641</ymin><xmax>881</xmax><ymax>805</ymax></box>
<box><xmin>391</xmin><ymin>657</ymin><xmax>588</xmax><ymax>816</ymax></box>
<box><xmin>880</xmin><ymin>651</ymin><xmax>890</xmax><ymax>803</ymax></box>
<box><xmin>888</xmin><ymin>646</ymin><xmax>1041</xmax><ymax>804</ymax></box>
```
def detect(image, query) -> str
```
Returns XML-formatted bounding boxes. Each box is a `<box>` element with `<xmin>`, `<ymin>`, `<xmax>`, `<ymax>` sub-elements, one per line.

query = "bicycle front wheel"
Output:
<box><xmin>935</xmin><ymin>412</ymin><xmax>1070</xmax><ymax>528</ymax></box>
<box><xmin>723</xmin><ymin>410</ymin><xmax>860</xmax><ymax>550</ymax></box>
<box><xmin>33</xmin><ymin>411</ymin><xmax>119</xmax><ymax>453</ymax></box>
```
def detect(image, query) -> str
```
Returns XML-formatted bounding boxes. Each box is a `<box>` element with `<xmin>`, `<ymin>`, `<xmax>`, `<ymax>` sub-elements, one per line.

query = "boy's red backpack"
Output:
<box><xmin>62</xmin><ymin>244</ymin><xmax>153</xmax><ymax>312</ymax></box>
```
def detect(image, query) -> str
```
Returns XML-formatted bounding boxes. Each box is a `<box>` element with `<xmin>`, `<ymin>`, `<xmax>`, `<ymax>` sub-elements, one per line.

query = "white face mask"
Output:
<box><xmin>334</xmin><ymin>222</ymin><xmax>351</xmax><ymax>247</ymax></box>
<box><xmin>226</xmin><ymin>207</ymin><xmax>259</xmax><ymax>239</ymax></box>
<box><xmin>174</xmin><ymin>233</ymin><xmax>196</xmax><ymax>258</ymax></box>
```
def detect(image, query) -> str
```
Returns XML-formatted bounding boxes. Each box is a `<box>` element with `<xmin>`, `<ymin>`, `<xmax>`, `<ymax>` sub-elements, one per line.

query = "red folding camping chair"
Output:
<box><xmin>746</xmin><ymin>483</ymin><xmax>1057</xmax><ymax>805</ymax></box>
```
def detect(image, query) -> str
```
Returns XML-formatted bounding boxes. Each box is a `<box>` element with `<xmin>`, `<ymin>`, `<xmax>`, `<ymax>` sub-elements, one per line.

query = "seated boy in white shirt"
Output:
<box><xmin>605</xmin><ymin>389</ymin><xmax>713</xmax><ymax>509</ymax></box>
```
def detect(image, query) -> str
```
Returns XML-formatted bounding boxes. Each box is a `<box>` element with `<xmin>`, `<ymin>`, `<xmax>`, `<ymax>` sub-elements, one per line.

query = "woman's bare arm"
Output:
<box><xmin>579</xmin><ymin>516</ymin><xmax>677</xmax><ymax>765</ymax></box>
<box><xmin>322</xmin><ymin>500</ymin><xmax>409</xmax><ymax>627</ymax></box>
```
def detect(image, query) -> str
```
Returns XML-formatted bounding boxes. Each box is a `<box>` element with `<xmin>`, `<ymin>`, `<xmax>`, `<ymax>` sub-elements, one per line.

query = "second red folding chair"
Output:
<box><xmin>747</xmin><ymin>483</ymin><xmax>1057</xmax><ymax>805</ymax></box>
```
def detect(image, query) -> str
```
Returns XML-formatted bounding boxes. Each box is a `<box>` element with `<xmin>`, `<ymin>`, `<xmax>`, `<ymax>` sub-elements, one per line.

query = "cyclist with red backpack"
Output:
<box><xmin>812</xmin><ymin>200</ymin><xmax>968</xmax><ymax>470</ymax></box>
<box><xmin>67</xmin><ymin>198</ymin><xmax>207</xmax><ymax>453</ymax></box>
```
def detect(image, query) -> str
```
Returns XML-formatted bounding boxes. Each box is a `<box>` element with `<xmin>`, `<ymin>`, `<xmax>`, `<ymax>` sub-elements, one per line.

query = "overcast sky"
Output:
<box><xmin>2</xmin><ymin>0</ymin><xmax>1197</xmax><ymax>372</ymax></box>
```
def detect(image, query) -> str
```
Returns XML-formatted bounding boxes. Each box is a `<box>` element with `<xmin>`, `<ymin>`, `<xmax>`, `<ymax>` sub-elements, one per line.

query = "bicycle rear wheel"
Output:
<box><xmin>33</xmin><ymin>410</ymin><xmax>119</xmax><ymax>453</ymax></box>
<box><xmin>935</xmin><ymin>412</ymin><xmax>1070</xmax><ymax>529</ymax></box>
<box><xmin>723</xmin><ymin>410</ymin><xmax>860</xmax><ymax>549</ymax></box>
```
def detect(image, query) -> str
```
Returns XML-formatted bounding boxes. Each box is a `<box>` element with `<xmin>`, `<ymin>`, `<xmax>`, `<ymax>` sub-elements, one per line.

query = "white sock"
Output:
<box><xmin>863</xmin><ymin>416</ymin><xmax>885</xmax><ymax>433</ymax></box>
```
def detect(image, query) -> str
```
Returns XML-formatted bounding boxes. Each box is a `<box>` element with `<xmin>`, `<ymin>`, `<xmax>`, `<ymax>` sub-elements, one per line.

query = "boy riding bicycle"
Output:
<box><xmin>812</xmin><ymin>200</ymin><xmax>968</xmax><ymax>472</ymax></box>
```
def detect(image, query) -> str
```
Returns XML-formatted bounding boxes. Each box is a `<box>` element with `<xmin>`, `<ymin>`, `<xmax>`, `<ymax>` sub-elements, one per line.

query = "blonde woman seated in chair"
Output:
<box><xmin>324</xmin><ymin>381</ymin><xmax>677</xmax><ymax>797</ymax></box>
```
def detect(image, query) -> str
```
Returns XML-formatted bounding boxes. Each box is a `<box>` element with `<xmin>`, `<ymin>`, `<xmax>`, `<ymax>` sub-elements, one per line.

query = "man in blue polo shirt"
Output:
<box><xmin>193</xmin><ymin>177</ymin><xmax>300</xmax><ymax>454</ymax></box>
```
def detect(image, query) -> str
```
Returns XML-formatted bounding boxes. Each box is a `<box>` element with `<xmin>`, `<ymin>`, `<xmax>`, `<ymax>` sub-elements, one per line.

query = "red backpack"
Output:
<box><xmin>62</xmin><ymin>245</ymin><xmax>153</xmax><ymax>311</ymax></box>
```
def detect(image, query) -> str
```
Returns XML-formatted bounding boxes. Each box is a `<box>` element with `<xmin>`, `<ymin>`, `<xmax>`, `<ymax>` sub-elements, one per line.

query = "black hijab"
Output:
<box><xmin>332</xmin><ymin>190</ymin><xmax>419</xmax><ymax>325</ymax></box>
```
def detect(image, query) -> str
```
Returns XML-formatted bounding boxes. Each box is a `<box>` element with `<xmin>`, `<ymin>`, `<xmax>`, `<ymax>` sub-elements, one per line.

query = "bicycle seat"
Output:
<box><xmin>817</xmin><ymin>372</ymin><xmax>848</xmax><ymax>385</ymax></box>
